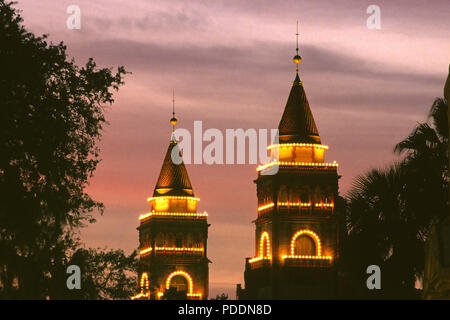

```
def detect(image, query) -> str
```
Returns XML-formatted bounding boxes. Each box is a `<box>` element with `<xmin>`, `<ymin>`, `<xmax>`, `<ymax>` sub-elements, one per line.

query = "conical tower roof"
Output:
<box><xmin>278</xmin><ymin>73</ymin><xmax>321</xmax><ymax>144</ymax></box>
<box><xmin>153</xmin><ymin>137</ymin><xmax>194</xmax><ymax>197</ymax></box>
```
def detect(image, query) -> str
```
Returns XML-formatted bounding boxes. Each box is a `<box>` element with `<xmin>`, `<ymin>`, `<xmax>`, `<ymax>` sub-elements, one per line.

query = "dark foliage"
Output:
<box><xmin>0</xmin><ymin>1</ymin><xmax>135</xmax><ymax>299</ymax></box>
<box><xmin>341</xmin><ymin>96</ymin><xmax>448</xmax><ymax>298</ymax></box>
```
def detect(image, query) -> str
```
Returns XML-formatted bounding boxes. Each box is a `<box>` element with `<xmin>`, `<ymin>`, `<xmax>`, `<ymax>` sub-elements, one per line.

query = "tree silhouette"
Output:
<box><xmin>0</xmin><ymin>1</ymin><xmax>129</xmax><ymax>298</ymax></box>
<box><xmin>342</xmin><ymin>94</ymin><xmax>448</xmax><ymax>298</ymax></box>
<box><xmin>56</xmin><ymin>247</ymin><xmax>138</xmax><ymax>300</ymax></box>
<box><xmin>211</xmin><ymin>293</ymin><xmax>229</xmax><ymax>300</ymax></box>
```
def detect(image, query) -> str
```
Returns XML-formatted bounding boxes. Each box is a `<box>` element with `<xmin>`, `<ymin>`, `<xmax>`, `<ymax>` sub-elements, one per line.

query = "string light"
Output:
<box><xmin>155</xmin><ymin>247</ymin><xmax>203</xmax><ymax>252</ymax></box>
<box><xmin>140</xmin><ymin>247</ymin><xmax>204</xmax><ymax>256</ymax></box>
<box><xmin>280</xmin><ymin>229</ymin><xmax>333</xmax><ymax>261</ymax></box>
<box><xmin>131</xmin><ymin>292</ymin><xmax>150</xmax><ymax>300</ymax></box>
<box><xmin>267</xmin><ymin>143</ymin><xmax>329</xmax><ymax>150</ymax></box>
<box><xmin>315</xmin><ymin>203</ymin><xmax>333</xmax><ymax>208</ymax></box>
<box><xmin>257</xmin><ymin>161</ymin><xmax>338</xmax><ymax>171</ymax></box>
<box><xmin>164</xmin><ymin>270</ymin><xmax>202</xmax><ymax>298</ymax></box>
<box><xmin>278</xmin><ymin>202</ymin><xmax>311</xmax><ymax>207</ymax></box>
<box><xmin>139</xmin><ymin>247</ymin><xmax>153</xmax><ymax>256</ymax></box>
<box><xmin>257</xmin><ymin>203</ymin><xmax>274</xmax><ymax>211</ymax></box>
<box><xmin>290</xmin><ymin>229</ymin><xmax>322</xmax><ymax>256</ymax></box>
<box><xmin>249</xmin><ymin>232</ymin><xmax>271</xmax><ymax>263</ymax></box>
<box><xmin>131</xmin><ymin>273</ymin><xmax>150</xmax><ymax>300</ymax></box>
<box><xmin>282</xmin><ymin>255</ymin><xmax>332</xmax><ymax>260</ymax></box>
<box><xmin>139</xmin><ymin>211</ymin><xmax>208</xmax><ymax>220</ymax></box>
<box><xmin>140</xmin><ymin>272</ymin><xmax>149</xmax><ymax>292</ymax></box>
<box><xmin>258</xmin><ymin>202</ymin><xmax>333</xmax><ymax>211</ymax></box>
<box><xmin>147</xmin><ymin>196</ymin><xmax>200</xmax><ymax>202</ymax></box>
<box><xmin>248</xmin><ymin>256</ymin><xmax>270</xmax><ymax>263</ymax></box>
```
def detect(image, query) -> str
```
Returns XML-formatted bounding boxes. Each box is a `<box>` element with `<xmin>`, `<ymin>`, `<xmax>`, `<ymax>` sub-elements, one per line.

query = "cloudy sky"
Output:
<box><xmin>16</xmin><ymin>0</ymin><xmax>449</xmax><ymax>297</ymax></box>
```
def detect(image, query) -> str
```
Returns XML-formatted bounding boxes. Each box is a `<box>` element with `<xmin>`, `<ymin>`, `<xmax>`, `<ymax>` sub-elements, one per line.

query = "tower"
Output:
<box><xmin>132</xmin><ymin>100</ymin><xmax>210</xmax><ymax>300</ymax></box>
<box><xmin>237</xmin><ymin>25</ymin><xmax>340</xmax><ymax>299</ymax></box>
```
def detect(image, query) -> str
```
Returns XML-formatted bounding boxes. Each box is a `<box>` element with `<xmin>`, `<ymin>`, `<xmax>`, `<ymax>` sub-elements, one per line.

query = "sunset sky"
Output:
<box><xmin>16</xmin><ymin>0</ymin><xmax>449</xmax><ymax>297</ymax></box>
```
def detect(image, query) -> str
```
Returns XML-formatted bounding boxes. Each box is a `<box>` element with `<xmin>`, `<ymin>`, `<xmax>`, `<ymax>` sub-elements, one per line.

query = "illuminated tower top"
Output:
<box><xmin>278</xmin><ymin>22</ymin><xmax>320</xmax><ymax>144</ymax></box>
<box><xmin>148</xmin><ymin>96</ymin><xmax>199</xmax><ymax>213</ymax></box>
<box><xmin>152</xmin><ymin>139</ymin><xmax>194</xmax><ymax>198</ymax></box>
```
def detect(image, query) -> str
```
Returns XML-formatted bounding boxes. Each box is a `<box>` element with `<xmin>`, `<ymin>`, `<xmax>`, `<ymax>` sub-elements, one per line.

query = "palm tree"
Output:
<box><xmin>394</xmin><ymin>97</ymin><xmax>448</xmax><ymax>229</ymax></box>
<box><xmin>343</xmin><ymin>164</ymin><xmax>423</xmax><ymax>298</ymax></box>
<box><xmin>343</xmin><ymin>96</ymin><xmax>448</xmax><ymax>298</ymax></box>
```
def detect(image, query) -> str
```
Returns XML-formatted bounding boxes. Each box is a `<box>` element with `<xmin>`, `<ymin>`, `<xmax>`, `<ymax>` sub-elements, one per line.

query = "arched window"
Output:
<box><xmin>323</xmin><ymin>187</ymin><xmax>333</xmax><ymax>204</ymax></box>
<box><xmin>156</xmin><ymin>232</ymin><xmax>165</xmax><ymax>247</ymax></box>
<box><xmin>294</xmin><ymin>235</ymin><xmax>316</xmax><ymax>256</ymax></box>
<box><xmin>164</xmin><ymin>271</ymin><xmax>201</xmax><ymax>298</ymax></box>
<box><xmin>289</xmin><ymin>186</ymin><xmax>300</xmax><ymax>203</ymax></box>
<box><xmin>175</xmin><ymin>232</ymin><xmax>183</xmax><ymax>248</ymax></box>
<box><xmin>194</xmin><ymin>233</ymin><xmax>202</xmax><ymax>248</ymax></box>
<box><xmin>313</xmin><ymin>186</ymin><xmax>321</xmax><ymax>204</ymax></box>
<box><xmin>166</xmin><ymin>232</ymin><xmax>175</xmax><ymax>247</ymax></box>
<box><xmin>278</xmin><ymin>185</ymin><xmax>288</xmax><ymax>202</ymax></box>
<box><xmin>169</xmin><ymin>275</ymin><xmax>188</xmax><ymax>293</ymax></box>
<box><xmin>300</xmin><ymin>187</ymin><xmax>310</xmax><ymax>203</ymax></box>
<box><xmin>186</xmin><ymin>232</ymin><xmax>194</xmax><ymax>248</ymax></box>
<box><xmin>289</xmin><ymin>230</ymin><xmax>322</xmax><ymax>256</ymax></box>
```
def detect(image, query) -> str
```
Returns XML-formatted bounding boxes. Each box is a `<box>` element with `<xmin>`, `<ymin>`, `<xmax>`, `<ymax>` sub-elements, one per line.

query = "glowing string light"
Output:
<box><xmin>257</xmin><ymin>203</ymin><xmax>274</xmax><ymax>211</ymax></box>
<box><xmin>315</xmin><ymin>203</ymin><xmax>333</xmax><ymax>208</ymax></box>
<box><xmin>257</xmin><ymin>161</ymin><xmax>338</xmax><ymax>172</ymax></box>
<box><xmin>278</xmin><ymin>202</ymin><xmax>311</xmax><ymax>207</ymax></box>
<box><xmin>140</xmin><ymin>247</ymin><xmax>203</xmax><ymax>256</ymax></box>
<box><xmin>147</xmin><ymin>196</ymin><xmax>200</xmax><ymax>202</ymax></box>
<box><xmin>258</xmin><ymin>202</ymin><xmax>333</xmax><ymax>212</ymax></box>
<box><xmin>165</xmin><ymin>271</ymin><xmax>202</xmax><ymax>298</ymax></box>
<box><xmin>139</xmin><ymin>211</ymin><xmax>208</xmax><ymax>220</ymax></box>
<box><xmin>267</xmin><ymin>143</ymin><xmax>329</xmax><ymax>150</ymax></box>
<box><xmin>282</xmin><ymin>229</ymin><xmax>333</xmax><ymax>261</ymax></box>
<box><xmin>139</xmin><ymin>247</ymin><xmax>153</xmax><ymax>256</ymax></box>
<box><xmin>249</xmin><ymin>232</ymin><xmax>271</xmax><ymax>263</ymax></box>
<box><xmin>131</xmin><ymin>272</ymin><xmax>150</xmax><ymax>300</ymax></box>
<box><xmin>155</xmin><ymin>247</ymin><xmax>203</xmax><ymax>252</ymax></box>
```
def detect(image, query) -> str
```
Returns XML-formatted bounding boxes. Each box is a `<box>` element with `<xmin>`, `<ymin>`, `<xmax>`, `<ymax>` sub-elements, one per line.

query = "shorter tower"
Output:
<box><xmin>132</xmin><ymin>109</ymin><xmax>210</xmax><ymax>300</ymax></box>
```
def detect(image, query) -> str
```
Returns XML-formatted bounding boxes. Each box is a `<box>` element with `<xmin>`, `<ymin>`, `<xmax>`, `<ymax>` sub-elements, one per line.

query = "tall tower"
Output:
<box><xmin>132</xmin><ymin>103</ymin><xmax>210</xmax><ymax>300</ymax></box>
<box><xmin>237</xmin><ymin>26</ymin><xmax>340</xmax><ymax>299</ymax></box>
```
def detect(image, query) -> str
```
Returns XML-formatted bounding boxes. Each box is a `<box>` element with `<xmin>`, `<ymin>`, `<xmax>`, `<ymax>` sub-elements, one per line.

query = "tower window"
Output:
<box><xmin>294</xmin><ymin>235</ymin><xmax>316</xmax><ymax>256</ymax></box>
<box><xmin>300</xmin><ymin>191</ymin><xmax>309</xmax><ymax>203</ymax></box>
<box><xmin>169</xmin><ymin>275</ymin><xmax>188</xmax><ymax>293</ymax></box>
<box><xmin>278</xmin><ymin>185</ymin><xmax>288</xmax><ymax>202</ymax></box>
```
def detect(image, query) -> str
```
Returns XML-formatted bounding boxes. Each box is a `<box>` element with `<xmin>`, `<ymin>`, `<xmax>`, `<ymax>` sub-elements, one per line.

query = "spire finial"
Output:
<box><xmin>170</xmin><ymin>89</ymin><xmax>177</xmax><ymax>132</ymax></box>
<box><xmin>293</xmin><ymin>21</ymin><xmax>302</xmax><ymax>73</ymax></box>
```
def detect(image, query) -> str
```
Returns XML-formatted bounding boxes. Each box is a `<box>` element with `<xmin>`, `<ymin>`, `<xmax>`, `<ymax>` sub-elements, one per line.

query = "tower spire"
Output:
<box><xmin>293</xmin><ymin>21</ymin><xmax>302</xmax><ymax>73</ymax></box>
<box><xmin>169</xmin><ymin>89</ymin><xmax>178</xmax><ymax>143</ymax></box>
<box><xmin>170</xmin><ymin>89</ymin><xmax>177</xmax><ymax>132</ymax></box>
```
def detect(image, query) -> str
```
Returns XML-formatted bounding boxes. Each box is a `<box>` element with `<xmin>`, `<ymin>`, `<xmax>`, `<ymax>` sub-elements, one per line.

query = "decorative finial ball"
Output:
<box><xmin>170</xmin><ymin>117</ymin><xmax>178</xmax><ymax>126</ymax></box>
<box><xmin>293</xmin><ymin>54</ymin><xmax>302</xmax><ymax>64</ymax></box>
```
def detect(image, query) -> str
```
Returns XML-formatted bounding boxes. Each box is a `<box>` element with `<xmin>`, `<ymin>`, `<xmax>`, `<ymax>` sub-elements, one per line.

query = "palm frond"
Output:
<box><xmin>428</xmin><ymin>97</ymin><xmax>448</xmax><ymax>141</ymax></box>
